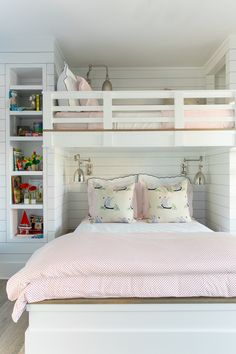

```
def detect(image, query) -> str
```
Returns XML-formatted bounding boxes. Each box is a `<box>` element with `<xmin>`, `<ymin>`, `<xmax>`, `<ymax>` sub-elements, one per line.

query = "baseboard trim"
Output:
<box><xmin>0</xmin><ymin>262</ymin><xmax>25</xmax><ymax>279</ymax></box>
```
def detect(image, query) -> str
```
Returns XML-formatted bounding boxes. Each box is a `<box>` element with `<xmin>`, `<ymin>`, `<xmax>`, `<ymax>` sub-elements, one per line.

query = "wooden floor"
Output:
<box><xmin>0</xmin><ymin>280</ymin><xmax>27</xmax><ymax>354</ymax></box>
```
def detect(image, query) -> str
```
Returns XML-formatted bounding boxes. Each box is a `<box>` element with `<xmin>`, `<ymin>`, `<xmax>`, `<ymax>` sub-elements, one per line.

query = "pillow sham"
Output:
<box><xmin>87</xmin><ymin>175</ymin><xmax>139</xmax><ymax>219</ymax></box>
<box><xmin>146</xmin><ymin>180</ymin><xmax>191</xmax><ymax>223</ymax></box>
<box><xmin>139</xmin><ymin>174</ymin><xmax>193</xmax><ymax>218</ymax></box>
<box><xmin>89</xmin><ymin>183</ymin><xmax>135</xmax><ymax>223</ymax></box>
<box><xmin>76</xmin><ymin>76</ymin><xmax>99</xmax><ymax>107</ymax></box>
<box><xmin>57</xmin><ymin>63</ymin><xmax>80</xmax><ymax>107</ymax></box>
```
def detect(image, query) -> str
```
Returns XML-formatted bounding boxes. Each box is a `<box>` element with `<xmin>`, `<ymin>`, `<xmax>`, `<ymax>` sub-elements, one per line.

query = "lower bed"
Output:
<box><xmin>8</xmin><ymin>220</ymin><xmax>236</xmax><ymax>354</ymax></box>
<box><xmin>7</xmin><ymin>219</ymin><xmax>236</xmax><ymax>324</ymax></box>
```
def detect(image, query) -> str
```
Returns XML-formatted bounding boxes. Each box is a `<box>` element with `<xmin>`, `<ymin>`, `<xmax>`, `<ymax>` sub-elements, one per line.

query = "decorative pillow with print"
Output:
<box><xmin>90</xmin><ymin>183</ymin><xmax>135</xmax><ymax>223</ymax></box>
<box><xmin>87</xmin><ymin>175</ymin><xmax>138</xmax><ymax>218</ymax></box>
<box><xmin>146</xmin><ymin>180</ymin><xmax>191</xmax><ymax>223</ymax></box>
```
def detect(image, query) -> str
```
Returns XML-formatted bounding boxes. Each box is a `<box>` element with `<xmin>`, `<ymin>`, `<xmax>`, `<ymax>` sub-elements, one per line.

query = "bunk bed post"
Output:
<box><xmin>174</xmin><ymin>92</ymin><xmax>184</xmax><ymax>129</ymax></box>
<box><xmin>103</xmin><ymin>92</ymin><xmax>113</xmax><ymax>129</ymax></box>
<box><xmin>43</xmin><ymin>91</ymin><xmax>53</xmax><ymax>130</ymax></box>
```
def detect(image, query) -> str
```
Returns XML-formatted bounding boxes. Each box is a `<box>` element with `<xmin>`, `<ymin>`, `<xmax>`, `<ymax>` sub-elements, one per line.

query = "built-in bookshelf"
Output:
<box><xmin>6</xmin><ymin>64</ymin><xmax>47</xmax><ymax>242</ymax></box>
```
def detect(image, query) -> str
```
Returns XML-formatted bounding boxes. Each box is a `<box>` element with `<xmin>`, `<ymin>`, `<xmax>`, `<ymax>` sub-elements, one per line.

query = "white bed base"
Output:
<box><xmin>43</xmin><ymin>89</ymin><xmax>236</xmax><ymax>148</ymax></box>
<box><xmin>26</xmin><ymin>302</ymin><xmax>236</xmax><ymax>354</ymax></box>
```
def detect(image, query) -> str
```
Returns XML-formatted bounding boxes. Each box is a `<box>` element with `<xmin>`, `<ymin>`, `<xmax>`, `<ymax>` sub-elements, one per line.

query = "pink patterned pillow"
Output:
<box><xmin>76</xmin><ymin>76</ymin><xmax>99</xmax><ymax>107</ymax></box>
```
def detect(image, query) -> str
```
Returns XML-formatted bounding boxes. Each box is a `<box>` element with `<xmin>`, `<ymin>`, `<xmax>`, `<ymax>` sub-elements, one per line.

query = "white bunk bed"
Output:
<box><xmin>21</xmin><ymin>88</ymin><xmax>236</xmax><ymax>354</ymax></box>
<box><xmin>43</xmin><ymin>89</ymin><xmax>236</xmax><ymax>148</ymax></box>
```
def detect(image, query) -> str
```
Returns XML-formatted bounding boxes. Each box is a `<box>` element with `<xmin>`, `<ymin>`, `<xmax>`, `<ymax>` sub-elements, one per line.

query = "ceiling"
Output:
<box><xmin>1</xmin><ymin>0</ymin><xmax>236</xmax><ymax>67</ymax></box>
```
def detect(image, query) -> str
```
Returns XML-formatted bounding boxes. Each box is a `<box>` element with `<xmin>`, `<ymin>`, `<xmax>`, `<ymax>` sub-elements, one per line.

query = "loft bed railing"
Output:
<box><xmin>43</xmin><ymin>90</ymin><xmax>236</xmax><ymax>131</ymax></box>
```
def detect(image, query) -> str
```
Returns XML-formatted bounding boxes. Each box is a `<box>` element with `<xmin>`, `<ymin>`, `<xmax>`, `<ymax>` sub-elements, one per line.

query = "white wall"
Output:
<box><xmin>46</xmin><ymin>148</ymin><xmax>69</xmax><ymax>239</ymax></box>
<box><xmin>73</xmin><ymin>67</ymin><xmax>206</xmax><ymax>91</ymax></box>
<box><xmin>0</xmin><ymin>64</ymin><xmax>6</xmax><ymax>243</ymax></box>
<box><xmin>65</xmin><ymin>148</ymin><xmax>207</xmax><ymax>231</ymax></box>
<box><xmin>205</xmin><ymin>149</ymin><xmax>230</xmax><ymax>231</ymax></box>
<box><xmin>229</xmin><ymin>148</ymin><xmax>236</xmax><ymax>232</ymax></box>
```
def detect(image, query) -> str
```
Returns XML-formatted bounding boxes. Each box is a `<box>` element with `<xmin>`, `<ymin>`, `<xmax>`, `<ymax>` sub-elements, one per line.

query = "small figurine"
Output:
<box><xmin>9</xmin><ymin>90</ymin><xmax>23</xmax><ymax>111</ymax></box>
<box><xmin>18</xmin><ymin>211</ymin><xmax>31</xmax><ymax>236</ymax></box>
<box><xmin>29</xmin><ymin>94</ymin><xmax>36</xmax><ymax>110</ymax></box>
<box><xmin>9</xmin><ymin>90</ymin><xmax>18</xmax><ymax>111</ymax></box>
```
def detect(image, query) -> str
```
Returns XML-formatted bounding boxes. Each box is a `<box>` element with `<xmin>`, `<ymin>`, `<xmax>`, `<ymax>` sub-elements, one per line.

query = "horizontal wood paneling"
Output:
<box><xmin>205</xmin><ymin>149</ymin><xmax>230</xmax><ymax>231</ymax></box>
<box><xmin>74</xmin><ymin>67</ymin><xmax>206</xmax><ymax>91</ymax></box>
<box><xmin>65</xmin><ymin>149</ymin><xmax>207</xmax><ymax>230</ymax></box>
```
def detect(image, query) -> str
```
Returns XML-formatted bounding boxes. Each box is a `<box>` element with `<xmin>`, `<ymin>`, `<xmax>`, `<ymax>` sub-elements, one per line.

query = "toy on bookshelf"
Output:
<box><xmin>9</xmin><ymin>90</ymin><xmax>23</xmax><ymax>111</ymax></box>
<box><xmin>13</xmin><ymin>149</ymin><xmax>43</xmax><ymax>171</ymax></box>
<box><xmin>17</xmin><ymin>211</ymin><xmax>43</xmax><ymax>238</ymax></box>
<box><xmin>24</xmin><ymin>151</ymin><xmax>43</xmax><ymax>171</ymax></box>
<box><xmin>18</xmin><ymin>211</ymin><xmax>31</xmax><ymax>235</ymax></box>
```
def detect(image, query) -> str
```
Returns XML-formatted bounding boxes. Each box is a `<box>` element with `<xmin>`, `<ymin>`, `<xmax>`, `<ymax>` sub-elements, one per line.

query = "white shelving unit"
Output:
<box><xmin>6</xmin><ymin>64</ymin><xmax>47</xmax><ymax>242</ymax></box>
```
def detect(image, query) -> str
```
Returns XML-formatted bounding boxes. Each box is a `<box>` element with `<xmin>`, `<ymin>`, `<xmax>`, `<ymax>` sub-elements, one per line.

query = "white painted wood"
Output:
<box><xmin>25</xmin><ymin>303</ymin><xmax>236</xmax><ymax>354</ymax></box>
<box><xmin>66</xmin><ymin>149</ymin><xmax>207</xmax><ymax>229</ymax></box>
<box><xmin>44</xmin><ymin>89</ymin><xmax>236</xmax><ymax>144</ymax></box>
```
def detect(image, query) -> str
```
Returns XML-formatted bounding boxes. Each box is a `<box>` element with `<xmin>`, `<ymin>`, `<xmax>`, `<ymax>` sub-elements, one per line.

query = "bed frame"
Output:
<box><xmin>43</xmin><ymin>89</ymin><xmax>236</xmax><ymax>148</ymax></box>
<box><xmin>26</xmin><ymin>298</ymin><xmax>236</xmax><ymax>354</ymax></box>
<box><xmin>32</xmin><ymin>88</ymin><xmax>236</xmax><ymax>353</ymax></box>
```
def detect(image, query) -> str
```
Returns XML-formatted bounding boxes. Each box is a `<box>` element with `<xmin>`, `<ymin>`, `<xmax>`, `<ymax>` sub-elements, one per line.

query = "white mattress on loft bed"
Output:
<box><xmin>54</xmin><ymin>109</ymin><xmax>234</xmax><ymax>130</ymax></box>
<box><xmin>75</xmin><ymin>218</ymin><xmax>213</xmax><ymax>234</ymax></box>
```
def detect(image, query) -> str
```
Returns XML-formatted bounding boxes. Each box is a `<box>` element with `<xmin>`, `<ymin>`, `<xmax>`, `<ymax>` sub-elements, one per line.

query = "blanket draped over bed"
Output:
<box><xmin>7</xmin><ymin>231</ymin><xmax>236</xmax><ymax>322</ymax></box>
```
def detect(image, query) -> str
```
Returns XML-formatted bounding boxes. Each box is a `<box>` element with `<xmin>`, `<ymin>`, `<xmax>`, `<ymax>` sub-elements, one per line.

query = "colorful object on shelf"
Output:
<box><xmin>17</xmin><ymin>213</ymin><xmax>43</xmax><ymax>238</ymax></box>
<box><xmin>33</xmin><ymin>121</ymin><xmax>43</xmax><ymax>136</ymax></box>
<box><xmin>20</xmin><ymin>183</ymin><xmax>30</xmax><ymax>204</ymax></box>
<box><xmin>13</xmin><ymin>148</ymin><xmax>24</xmax><ymax>171</ymax></box>
<box><xmin>9</xmin><ymin>90</ymin><xmax>24</xmax><ymax>111</ymax></box>
<box><xmin>30</xmin><ymin>215</ymin><xmax>43</xmax><ymax>233</ymax></box>
<box><xmin>29</xmin><ymin>185</ymin><xmax>37</xmax><ymax>204</ymax></box>
<box><xmin>24</xmin><ymin>151</ymin><xmax>43</xmax><ymax>171</ymax></box>
<box><xmin>17</xmin><ymin>126</ymin><xmax>32</xmax><ymax>136</ymax></box>
<box><xmin>29</xmin><ymin>94</ymin><xmax>36</xmax><ymax>110</ymax></box>
<box><xmin>18</xmin><ymin>211</ymin><xmax>32</xmax><ymax>235</ymax></box>
<box><xmin>35</xmin><ymin>94</ymin><xmax>41</xmax><ymax>111</ymax></box>
<box><xmin>12</xmin><ymin>176</ymin><xmax>22</xmax><ymax>204</ymax></box>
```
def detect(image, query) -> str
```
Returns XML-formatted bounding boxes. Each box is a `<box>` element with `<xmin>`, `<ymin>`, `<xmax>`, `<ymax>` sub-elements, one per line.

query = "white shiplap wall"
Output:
<box><xmin>65</xmin><ymin>148</ymin><xmax>207</xmax><ymax>230</ymax></box>
<box><xmin>73</xmin><ymin>67</ymin><xmax>206</xmax><ymax>91</ymax></box>
<box><xmin>46</xmin><ymin>148</ymin><xmax>69</xmax><ymax>240</ymax></box>
<box><xmin>0</xmin><ymin>64</ymin><xmax>6</xmax><ymax>242</ymax></box>
<box><xmin>205</xmin><ymin>149</ymin><xmax>230</xmax><ymax>232</ymax></box>
<box><xmin>229</xmin><ymin>149</ymin><xmax>236</xmax><ymax>232</ymax></box>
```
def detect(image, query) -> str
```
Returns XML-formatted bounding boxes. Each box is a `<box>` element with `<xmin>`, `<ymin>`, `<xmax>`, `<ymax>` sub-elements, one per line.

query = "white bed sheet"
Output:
<box><xmin>75</xmin><ymin>219</ymin><xmax>213</xmax><ymax>234</ymax></box>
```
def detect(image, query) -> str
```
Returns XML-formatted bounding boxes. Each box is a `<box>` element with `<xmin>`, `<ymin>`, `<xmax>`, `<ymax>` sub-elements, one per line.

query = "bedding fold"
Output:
<box><xmin>7</xmin><ymin>231</ymin><xmax>236</xmax><ymax>322</ymax></box>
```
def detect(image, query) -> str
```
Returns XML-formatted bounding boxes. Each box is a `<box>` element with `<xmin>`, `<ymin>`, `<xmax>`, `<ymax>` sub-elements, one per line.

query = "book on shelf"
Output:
<box><xmin>11</xmin><ymin>176</ymin><xmax>22</xmax><ymax>204</ymax></box>
<box><xmin>13</xmin><ymin>148</ymin><xmax>24</xmax><ymax>171</ymax></box>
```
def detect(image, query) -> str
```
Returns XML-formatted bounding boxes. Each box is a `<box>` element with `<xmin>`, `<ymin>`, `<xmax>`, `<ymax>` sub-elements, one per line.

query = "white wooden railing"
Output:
<box><xmin>43</xmin><ymin>90</ymin><xmax>236</xmax><ymax>131</ymax></box>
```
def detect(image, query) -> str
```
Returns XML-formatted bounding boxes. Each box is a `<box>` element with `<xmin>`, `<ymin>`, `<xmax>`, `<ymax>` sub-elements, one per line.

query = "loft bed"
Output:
<box><xmin>43</xmin><ymin>89</ymin><xmax>236</xmax><ymax>148</ymax></box>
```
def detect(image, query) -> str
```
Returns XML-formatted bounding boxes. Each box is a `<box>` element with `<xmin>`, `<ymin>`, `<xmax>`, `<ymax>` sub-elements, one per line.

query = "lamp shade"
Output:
<box><xmin>102</xmin><ymin>79</ymin><xmax>112</xmax><ymax>91</ymax></box>
<box><xmin>74</xmin><ymin>168</ymin><xmax>85</xmax><ymax>183</ymax></box>
<box><xmin>194</xmin><ymin>171</ymin><xmax>206</xmax><ymax>185</ymax></box>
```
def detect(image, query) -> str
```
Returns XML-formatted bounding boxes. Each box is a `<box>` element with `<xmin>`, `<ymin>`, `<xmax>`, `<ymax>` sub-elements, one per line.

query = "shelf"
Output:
<box><xmin>11</xmin><ymin>204</ymin><xmax>43</xmax><ymax>210</ymax></box>
<box><xmin>9</xmin><ymin>136</ymin><xmax>43</xmax><ymax>142</ymax></box>
<box><xmin>11</xmin><ymin>236</ymin><xmax>46</xmax><ymax>243</ymax></box>
<box><xmin>9</xmin><ymin>111</ymin><xmax>42</xmax><ymax>116</ymax></box>
<box><xmin>10</xmin><ymin>85</ymin><xmax>43</xmax><ymax>91</ymax></box>
<box><xmin>11</xmin><ymin>171</ymin><xmax>43</xmax><ymax>176</ymax></box>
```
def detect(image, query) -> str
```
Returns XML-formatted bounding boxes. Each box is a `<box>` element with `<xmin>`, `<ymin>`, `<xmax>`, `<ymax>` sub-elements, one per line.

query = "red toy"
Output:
<box><xmin>18</xmin><ymin>211</ymin><xmax>31</xmax><ymax>235</ymax></box>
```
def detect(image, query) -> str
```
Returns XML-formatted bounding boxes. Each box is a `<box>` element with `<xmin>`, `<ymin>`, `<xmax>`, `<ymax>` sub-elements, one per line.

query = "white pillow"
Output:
<box><xmin>89</xmin><ymin>183</ymin><xmax>135</xmax><ymax>223</ymax></box>
<box><xmin>87</xmin><ymin>175</ymin><xmax>138</xmax><ymax>218</ymax></box>
<box><xmin>146</xmin><ymin>180</ymin><xmax>191</xmax><ymax>223</ymax></box>
<box><xmin>57</xmin><ymin>63</ymin><xmax>80</xmax><ymax>106</ymax></box>
<box><xmin>139</xmin><ymin>174</ymin><xmax>193</xmax><ymax>218</ymax></box>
